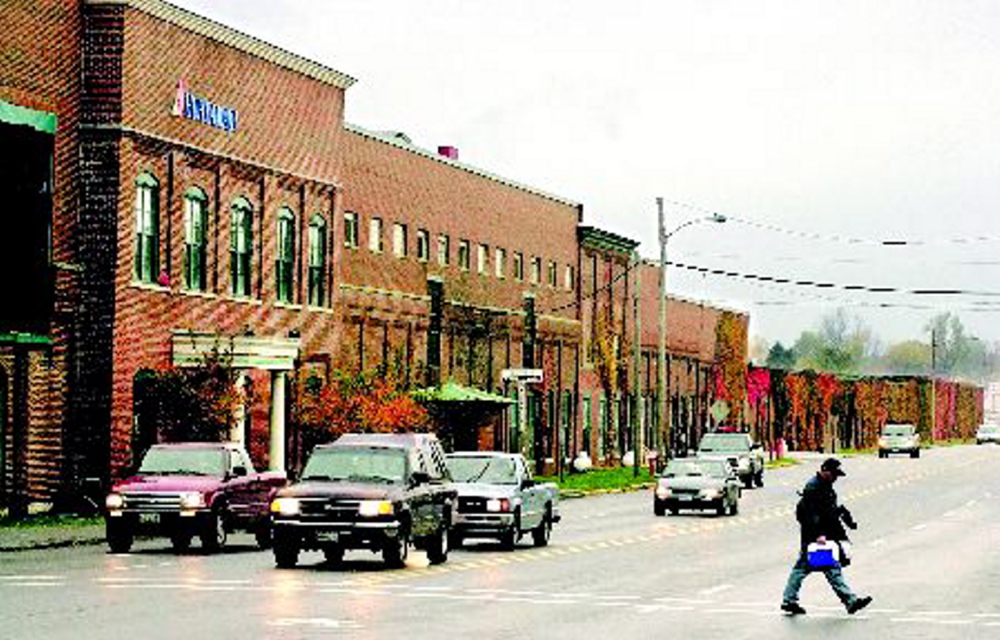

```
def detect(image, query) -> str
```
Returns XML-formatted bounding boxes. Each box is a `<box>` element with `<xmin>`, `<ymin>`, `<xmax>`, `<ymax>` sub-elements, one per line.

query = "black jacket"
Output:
<box><xmin>795</xmin><ymin>474</ymin><xmax>850</xmax><ymax>548</ymax></box>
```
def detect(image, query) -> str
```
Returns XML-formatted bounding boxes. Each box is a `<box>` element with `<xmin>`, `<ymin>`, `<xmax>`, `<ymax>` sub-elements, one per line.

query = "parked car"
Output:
<box><xmin>104</xmin><ymin>442</ymin><xmax>286</xmax><ymax>553</ymax></box>
<box><xmin>878</xmin><ymin>423</ymin><xmax>921</xmax><ymax>458</ymax></box>
<box><xmin>976</xmin><ymin>422</ymin><xmax>1000</xmax><ymax>445</ymax></box>
<box><xmin>696</xmin><ymin>432</ymin><xmax>765</xmax><ymax>488</ymax></box>
<box><xmin>654</xmin><ymin>458</ymin><xmax>741</xmax><ymax>517</ymax></box>
<box><xmin>269</xmin><ymin>433</ymin><xmax>456</xmax><ymax>569</ymax></box>
<box><xmin>444</xmin><ymin>451</ymin><xmax>560</xmax><ymax>549</ymax></box>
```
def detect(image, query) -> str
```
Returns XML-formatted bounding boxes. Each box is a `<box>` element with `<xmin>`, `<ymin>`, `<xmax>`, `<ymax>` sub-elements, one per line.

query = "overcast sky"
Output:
<box><xmin>172</xmin><ymin>0</ymin><xmax>1000</xmax><ymax>349</ymax></box>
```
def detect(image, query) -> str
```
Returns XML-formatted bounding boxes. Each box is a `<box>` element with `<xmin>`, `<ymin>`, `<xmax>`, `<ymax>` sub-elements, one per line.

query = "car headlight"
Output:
<box><xmin>270</xmin><ymin>497</ymin><xmax>301</xmax><ymax>516</ymax></box>
<box><xmin>180</xmin><ymin>492</ymin><xmax>207</xmax><ymax>510</ymax></box>
<box><xmin>486</xmin><ymin>498</ymin><xmax>511</xmax><ymax>513</ymax></box>
<box><xmin>655</xmin><ymin>485</ymin><xmax>672</xmax><ymax>499</ymax></box>
<box><xmin>105</xmin><ymin>493</ymin><xmax>125</xmax><ymax>510</ymax></box>
<box><xmin>358</xmin><ymin>500</ymin><xmax>394</xmax><ymax>517</ymax></box>
<box><xmin>878</xmin><ymin>437</ymin><xmax>888</xmax><ymax>447</ymax></box>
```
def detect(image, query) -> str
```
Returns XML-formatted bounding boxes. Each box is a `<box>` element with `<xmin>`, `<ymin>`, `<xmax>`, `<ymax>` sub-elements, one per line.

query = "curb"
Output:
<box><xmin>0</xmin><ymin>525</ymin><xmax>106</xmax><ymax>553</ymax></box>
<box><xmin>560</xmin><ymin>482</ymin><xmax>656</xmax><ymax>500</ymax></box>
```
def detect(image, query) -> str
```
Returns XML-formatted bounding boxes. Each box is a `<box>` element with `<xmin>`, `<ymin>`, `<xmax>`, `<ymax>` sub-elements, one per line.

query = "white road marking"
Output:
<box><xmin>972</xmin><ymin>613</ymin><xmax>1000</xmax><ymax>618</ymax></box>
<box><xmin>912</xmin><ymin>524</ymin><xmax>927</xmax><ymax>531</ymax></box>
<box><xmin>871</xmin><ymin>538</ymin><xmax>886</xmax><ymax>547</ymax></box>
<box><xmin>699</xmin><ymin>584</ymin><xmax>733</xmax><ymax>596</ymax></box>
<box><xmin>267</xmin><ymin>618</ymin><xmax>360</xmax><ymax>629</ymax></box>
<box><xmin>891</xmin><ymin>618</ymin><xmax>973</xmax><ymax>626</ymax></box>
<box><xmin>655</xmin><ymin>597</ymin><xmax>712</xmax><ymax>605</ymax></box>
<box><xmin>1</xmin><ymin>582</ymin><xmax>64</xmax><ymax>587</ymax></box>
<box><xmin>0</xmin><ymin>575</ymin><xmax>63</xmax><ymax>581</ymax></box>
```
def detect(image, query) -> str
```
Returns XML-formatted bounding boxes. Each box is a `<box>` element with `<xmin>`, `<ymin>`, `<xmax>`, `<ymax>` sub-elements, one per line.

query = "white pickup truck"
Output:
<box><xmin>444</xmin><ymin>452</ymin><xmax>560</xmax><ymax>550</ymax></box>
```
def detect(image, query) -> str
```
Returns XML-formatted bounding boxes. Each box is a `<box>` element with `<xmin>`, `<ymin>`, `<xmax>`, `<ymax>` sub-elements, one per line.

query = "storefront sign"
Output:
<box><xmin>172</xmin><ymin>78</ymin><xmax>238</xmax><ymax>133</ymax></box>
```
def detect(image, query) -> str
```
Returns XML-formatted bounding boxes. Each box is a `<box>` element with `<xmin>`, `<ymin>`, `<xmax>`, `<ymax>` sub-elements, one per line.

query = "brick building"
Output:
<box><xmin>1</xmin><ymin>0</ymin><xmax>745</xmax><ymax>507</ymax></box>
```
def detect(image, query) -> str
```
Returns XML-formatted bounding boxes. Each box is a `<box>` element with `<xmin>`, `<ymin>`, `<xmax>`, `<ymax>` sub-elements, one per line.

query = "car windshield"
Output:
<box><xmin>664</xmin><ymin>460</ymin><xmax>728</xmax><ymax>478</ymax></box>
<box><xmin>446</xmin><ymin>456</ymin><xmax>518</xmax><ymax>484</ymax></box>
<box><xmin>883</xmin><ymin>426</ymin><xmax>915</xmax><ymax>437</ymax></box>
<box><xmin>698</xmin><ymin>434</ymin><xmax>750</xmax><ymax>453</ymax></box>
<box><xmin>137</xmin><ymin>448</ymin><xmax>226</xmax><ymax>476</ymax></box>
<box><xmin>301</xmin><ymin>447</ymin><xmax>407</xmax><ymax>484</ymax></box>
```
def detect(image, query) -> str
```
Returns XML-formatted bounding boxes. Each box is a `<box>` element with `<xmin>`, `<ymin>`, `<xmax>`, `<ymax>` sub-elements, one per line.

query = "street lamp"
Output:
<box><xmin>656</xmin><ymin>197</ymin><xmax>726</xmax><ymax>462</ymax></box>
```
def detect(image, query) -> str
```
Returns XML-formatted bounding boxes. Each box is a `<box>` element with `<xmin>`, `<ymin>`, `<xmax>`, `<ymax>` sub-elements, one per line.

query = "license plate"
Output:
<box><xmin>316</xmin><ymin>532</ymin><xmax>340</xmax><ymax>543</ymax></box>
<box><xmin>139</xmin><ymin>513</ymin><xmax>159</xmax><ymax>525</ymax></box>
<box><xmin>677</xmin><ymin>495</ymin><xmax>692</xmax><ymax>501</ymax></box>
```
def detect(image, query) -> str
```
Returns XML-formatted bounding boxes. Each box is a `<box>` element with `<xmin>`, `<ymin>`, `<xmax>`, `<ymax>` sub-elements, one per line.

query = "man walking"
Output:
<box><xmin>780</xmin><ymin>457</ymin><xmax>872</xmax><ymax>616</ymax></box>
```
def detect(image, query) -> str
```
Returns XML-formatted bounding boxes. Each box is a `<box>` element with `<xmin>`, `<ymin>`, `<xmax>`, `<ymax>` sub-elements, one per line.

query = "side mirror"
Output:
<box><xmin>232</xmin><ymin>465</ymin><xmax>248</xmax><ymax>478</ymax></box>
<box><xmin>411</xmin><ymin>471</ymin><xmax>431</xmax><ymax>486</ymax></box>
<box><xmin>751</xmin><ymin>443</ymin><xmax>762</xmax><ymax>450</ymax></box>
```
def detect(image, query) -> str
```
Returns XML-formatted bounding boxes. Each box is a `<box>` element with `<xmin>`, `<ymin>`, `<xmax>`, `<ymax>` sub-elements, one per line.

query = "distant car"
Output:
<box><xmin>878</xmin><ymin>423</ymin><xmax>921</xmax><ymax>458</ymax></box>
<box><xmin>654</xmin><ymin>458</ymin><xmax>741</xmax><ymax>517</ymax></box>
<box><xmin>696</xmin><ymin>432</ymin><xmax>765</xmax><ymax>488</ymax></box>
<box><xmin>976</xmin><ymin>423</ymin><xmax>1000</xmax><ymax>445</ymax></box>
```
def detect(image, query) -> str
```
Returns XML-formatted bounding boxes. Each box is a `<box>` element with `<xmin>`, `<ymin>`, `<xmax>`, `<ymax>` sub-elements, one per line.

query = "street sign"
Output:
<box><xmin>501</xmin><ymin>368</ymin><xmax>544</xmax><ymax>384</ymax></box>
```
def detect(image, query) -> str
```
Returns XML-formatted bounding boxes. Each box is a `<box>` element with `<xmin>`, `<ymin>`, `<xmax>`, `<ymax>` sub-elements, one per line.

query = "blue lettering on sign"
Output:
<box><xmin>176</xmin><ymin>80</ymin><xmax>238</xmax><ymax>133</ymax></box>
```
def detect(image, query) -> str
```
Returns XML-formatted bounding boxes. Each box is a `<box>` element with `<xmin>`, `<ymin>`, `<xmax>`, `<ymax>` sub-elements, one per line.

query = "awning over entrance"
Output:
<box><xmin>0</xmin><ymin>100</ymin><xmax>57</xmax><ymax>135</ymax></box>
<box><xmin>412</xmin><ymin>381</ymin><xmax>514</xmax><ymax>404</ymax></box>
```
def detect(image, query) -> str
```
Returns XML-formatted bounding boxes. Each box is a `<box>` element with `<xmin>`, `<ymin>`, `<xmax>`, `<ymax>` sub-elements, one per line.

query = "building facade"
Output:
<box><xmin>1</xmin><ymin>0</ymin><xmax>742</xmax><ymax>507</ymax></box>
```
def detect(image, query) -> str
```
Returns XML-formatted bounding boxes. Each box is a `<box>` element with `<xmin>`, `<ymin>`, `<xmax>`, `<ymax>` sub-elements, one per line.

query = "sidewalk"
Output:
<box><xmin>0</xmin><ymin>521</ymin><xmax>105</xmax><ymax>553</ymax></box>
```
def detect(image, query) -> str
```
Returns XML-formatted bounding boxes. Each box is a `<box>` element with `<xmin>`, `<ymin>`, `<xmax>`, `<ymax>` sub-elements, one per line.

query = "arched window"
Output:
<box><xmin>308</xmin><ymin>214</ymin><xmax>327</xmax><ymax>306</ymax></box>
<box><xmin>183</xmin><ymin>187</ymin><xmax>208</xmax><ymax>291</ymax></box>
<box><xmin>134</xmin><ymin>173</ymin><xmax>159</xmax><ymax>283</ymax></box>
<box><xmin>231</xmin><ymin>197</ymin><xmax>253</xmax><ymax>297</ymax></box>
<box><xmin>276</xmin><ymin>207</ymin><xmax>296</xmax><ymax>303</ymax></box>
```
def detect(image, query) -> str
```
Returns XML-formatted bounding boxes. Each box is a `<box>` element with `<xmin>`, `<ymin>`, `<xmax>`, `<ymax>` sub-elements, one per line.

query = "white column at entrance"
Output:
<box><xmin>230</xmin><ymin>373</ymin><xmax>246</xmax><ymax>446</ymax></box>
<box><xmin>269</xmin><ymin>371</ymin><xmax>287</xmax><ymax>471</ymax></box>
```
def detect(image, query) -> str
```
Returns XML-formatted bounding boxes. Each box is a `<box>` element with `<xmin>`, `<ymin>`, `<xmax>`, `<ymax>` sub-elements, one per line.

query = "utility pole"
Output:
<box><xmin>657</xmin><ymin>197</ymin><xmax>669</xmax><ymax>462</ymax></box>
<box><xmin>632</xmin><ymin>250</ymin><xmax>642</xmax><ymax>477</ymax></box>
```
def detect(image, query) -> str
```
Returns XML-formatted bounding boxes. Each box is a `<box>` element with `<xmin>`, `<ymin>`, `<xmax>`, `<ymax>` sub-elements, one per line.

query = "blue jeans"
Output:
<box><xmin>782</xmin><ymin>551</ymin><xmax>857</xmax><ymax>607</ymax></box>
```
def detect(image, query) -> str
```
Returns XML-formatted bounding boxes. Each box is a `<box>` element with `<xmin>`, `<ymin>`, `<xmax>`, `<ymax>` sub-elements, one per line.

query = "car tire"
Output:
<box><xmin>448</xmin><ymin>531</ymin><xmax>464</xmax><ymax>549</ymax></box>
<box><xmin>323</xmin><ymin>546</ymin><xmax>344</xmax><ymax>566</ymax></box>
<box><xmin>200</xmin><ymin>507</ymin><xmax>228</xmax><ymax>553</ymax></box>
<box><xmin>912</xmin><ymin>450</ymin><xmax>920</xmax><ymax>459</ymax></box>
<box><xmin>716</xmin><ymin>501</ymin><xmax>727</xmax><ymax>517</ymax></box>
<box><xmin>383</xmin><ymin>530</ymin><xmax>410</xmax><ymax>568</ymax></box>
<box><xmin>743</xmin><ymin>476</ymin><xmax>753</xmax><ymax>490</ymax></box>
<box><xmin>273</xmin><ymin>532</ymin><xmax>299</xmax><ymax>569</ymax></box>
<box><xmin>654</xmin><ymin>499</ymin><xmax>666</xmax><ymax>517</ymax></box>
<box><xmin>531</xmin><ymin>508</ymin><xmax>552</xmax><ymax>547</ymax></box>
<box><xmin>754</xmin><ymin>471</ymin><xmax>764</xmax><ymax>488</ymax></box>
<box><xmin>426</xmin><ymin>525</ymin><xmax>450</xmax><ymax>565</ymax></box>
<box><xmin>106</xmin><ymin>520</ymin><xmax>134</xmax><ymax>554</ymax></box>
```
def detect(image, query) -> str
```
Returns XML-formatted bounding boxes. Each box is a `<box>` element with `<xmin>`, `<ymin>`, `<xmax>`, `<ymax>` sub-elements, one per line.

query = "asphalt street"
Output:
<box><xmin>2</xmin><ymin>445</ymin><xmax>998</xmax><ymax>640</ymax></box>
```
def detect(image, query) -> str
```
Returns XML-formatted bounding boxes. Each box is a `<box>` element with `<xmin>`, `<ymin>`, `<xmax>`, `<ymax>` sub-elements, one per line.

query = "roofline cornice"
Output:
<box><xmin>85</xmin><ymin>0</ymin><xmax>357</xmax><ymax>90</ymax></box>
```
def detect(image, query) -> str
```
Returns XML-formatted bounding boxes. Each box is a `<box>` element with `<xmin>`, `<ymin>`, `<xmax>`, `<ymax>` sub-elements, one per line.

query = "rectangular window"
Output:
<box><xmin>438</xmin><ymin>234</ymin><xmax>450</xmax><ymax>265</ymax></box>
<box><xmin>513</xmin><ymin>252</ymin><xmax>524</xmax><ymax>281</ymax></box>
<box><xmin>478</xmin><ymin>244</ymin><xmax>489</xmax><ymax>275</ymax></box>
<box><xmin>308</xmin><ymin>216</ymin><xmax>327</xmax><ymax>306</ymax></box>
<box><xmin>343</xmin><ymin>212</ymin><xmax>359</xmax><ymax>248</ymax></box>
<box><xmin>458</xmin><ymin>239</ymin><xmax>470</xmax><ymax>270</ymax></box>
<box><xmin>276</xmin><ymin>209</ymin><xmax>296</xmax><ymax>303</ymax></box>
<box><xmin>369</xmin><ymin>217</ymin><xmax>383</xmax><ymax>253</ymax></box>
<box><xmin>565</xmin><ymin>264</ymin><xmax>575</xmax><ymax>290</ymax></box>
<box><xmin>547</xmin><ymin>260</ymin><xmax>557</xmax><ymax>286</ymax></box>
<box><xmin>134</xmin><ymin>176</ymin><xmax>159</xmax><ymax>284</ymax></box>
<box><xmin>183</xmin><ymin>190</ymin><xmax>207</xmax><ymax>292</ymax></box>
<box><xmin>231</xmin><ymin>199</ymin><xmax>253</xmax><ymax>297</ymax></box>
<box><xmin>393</xmin><ymin>222</ymin><xmax>408</xmax><ymax>258</ymax></box>
<box><xmin>416</xmin><ymin>228</ymin><xmax>429</xmax><ymax>262</ymax></box>
<box><xmin>531</xmin><ymin>257</ymin><xmax>541</xmax><ymax>285</ymax></box>
<box><xmin>495</xmin><ymin>247</ymin><xmax>506</xmax><ymax>279</ymax></box>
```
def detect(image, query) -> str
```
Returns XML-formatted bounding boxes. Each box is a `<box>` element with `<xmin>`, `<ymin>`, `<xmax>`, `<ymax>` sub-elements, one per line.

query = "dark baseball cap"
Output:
<box><xmin>821</xmin><ymin>458</ymin><xmax>846</xmax><ymax>476</ymax></box>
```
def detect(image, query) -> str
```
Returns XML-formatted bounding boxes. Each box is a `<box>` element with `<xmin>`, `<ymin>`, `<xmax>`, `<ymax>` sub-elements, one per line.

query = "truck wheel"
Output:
<box><xmin>743</xmin><ymin>476</ymin><xmax>753</xmax><ymax>490</ymax></box>
<box><xmin>200</xmin><ymin>508</ymin><xmax>228</xmax><ymax>553</ymax></box>
<box><xmin>716</xmin><ymin>501</ymin><xmax>727</xmax><ymax>517</ymax></box>
<box><xmin>912</xmin><ymin>450</ymin><xmax>920</xmax><ymax>459</ymax></box>
<box><xmin>654</xmin><ymin>499</ymin><xmax>666</xmax><ymax>517</ymax></box>
<box><xmin>499</xmin><ymin>510</ymin><xmax>520</xmax><ymax>551</ymax></box>
<box><xmin>170</xmin><ymin>531</ymin><xmax>192</xmax><ymax>552</ymax></box>
<box><xmin>106</xmin><ymin>521</ymin><xmax>134</xmax><ymax>554</ymax></box>
<box><xmin>273</xmin><ymin>534</ymin><xmax>299</xmax><ymax>569</ymax></box>
<box><xmin>531</xmin><ymin>508</ymin><xmax>551</xmax><ymax>547</ymax></box>
<box><xmin>754</xmin><ymin>470</ymin><xmax>764</xmax><ymax>487</ymax></box>
<box><xmin>323</xmin><ymin>546</ymin><xmax>344</xmax><ymax>566</ymax></box>
<box><xmin>426</xmin><ymin>525</ymin><xmax>450</xmax><ymax>565</ymax></box>
<box><xmin>383</xmin><ymin>530</ymin><xmax>410</xmax><ymax>568</ymax></box>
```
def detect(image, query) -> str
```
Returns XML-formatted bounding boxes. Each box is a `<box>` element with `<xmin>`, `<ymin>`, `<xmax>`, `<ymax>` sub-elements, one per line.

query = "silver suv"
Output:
<box><xmin>696</xmin><ymin>432</ymin><xmax>765</xmax><ymax>489</ymax></box>
<box><xmin>878</xmin><ymin>423</ymin><xmax>921</xmax><ymax>458</ymax></box>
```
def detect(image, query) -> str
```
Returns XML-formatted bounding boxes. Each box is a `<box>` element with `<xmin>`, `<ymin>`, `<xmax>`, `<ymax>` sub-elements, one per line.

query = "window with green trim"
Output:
<box><xmin>582</xmin><ymin>394</ymin><xmax>592</xmax><ymax>454</ymax></box>
<box><xmin>276</xmin><ymin>208</ymin><xmax>296</xmax><ymax>303</ymax></box>
<box><xmin>231</xmin><ymin>198</ymin><xmax>253</xmax><ymax>297</ymax></box>
<box><xmin>183</xmin><ymin>187</ymin><xmax>208</xmax><ymax>291</ymax></box>
<box><xmin>308</xmin><ymin>214</ymin><xmax>327</xmax><ymax>306</ymax></box>
<box><xmin>134</xmin><ymin>173</ymin><xmax>159</xmax><ymax>283</ymax></box>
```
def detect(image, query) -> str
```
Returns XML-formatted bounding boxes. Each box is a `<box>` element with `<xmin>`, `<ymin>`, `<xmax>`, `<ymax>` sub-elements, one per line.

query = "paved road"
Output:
<box><xmin>2</xmin><ymin>445</ymin><xmax>999</xmax><ymax>639</ymax></box>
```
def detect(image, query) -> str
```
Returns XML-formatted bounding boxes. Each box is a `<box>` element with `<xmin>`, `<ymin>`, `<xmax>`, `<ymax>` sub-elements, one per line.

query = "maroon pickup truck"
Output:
<box><xmin>104</xmin><ymin>442</ymin><xmax>286</xmax><ymax>553</ymax></box>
